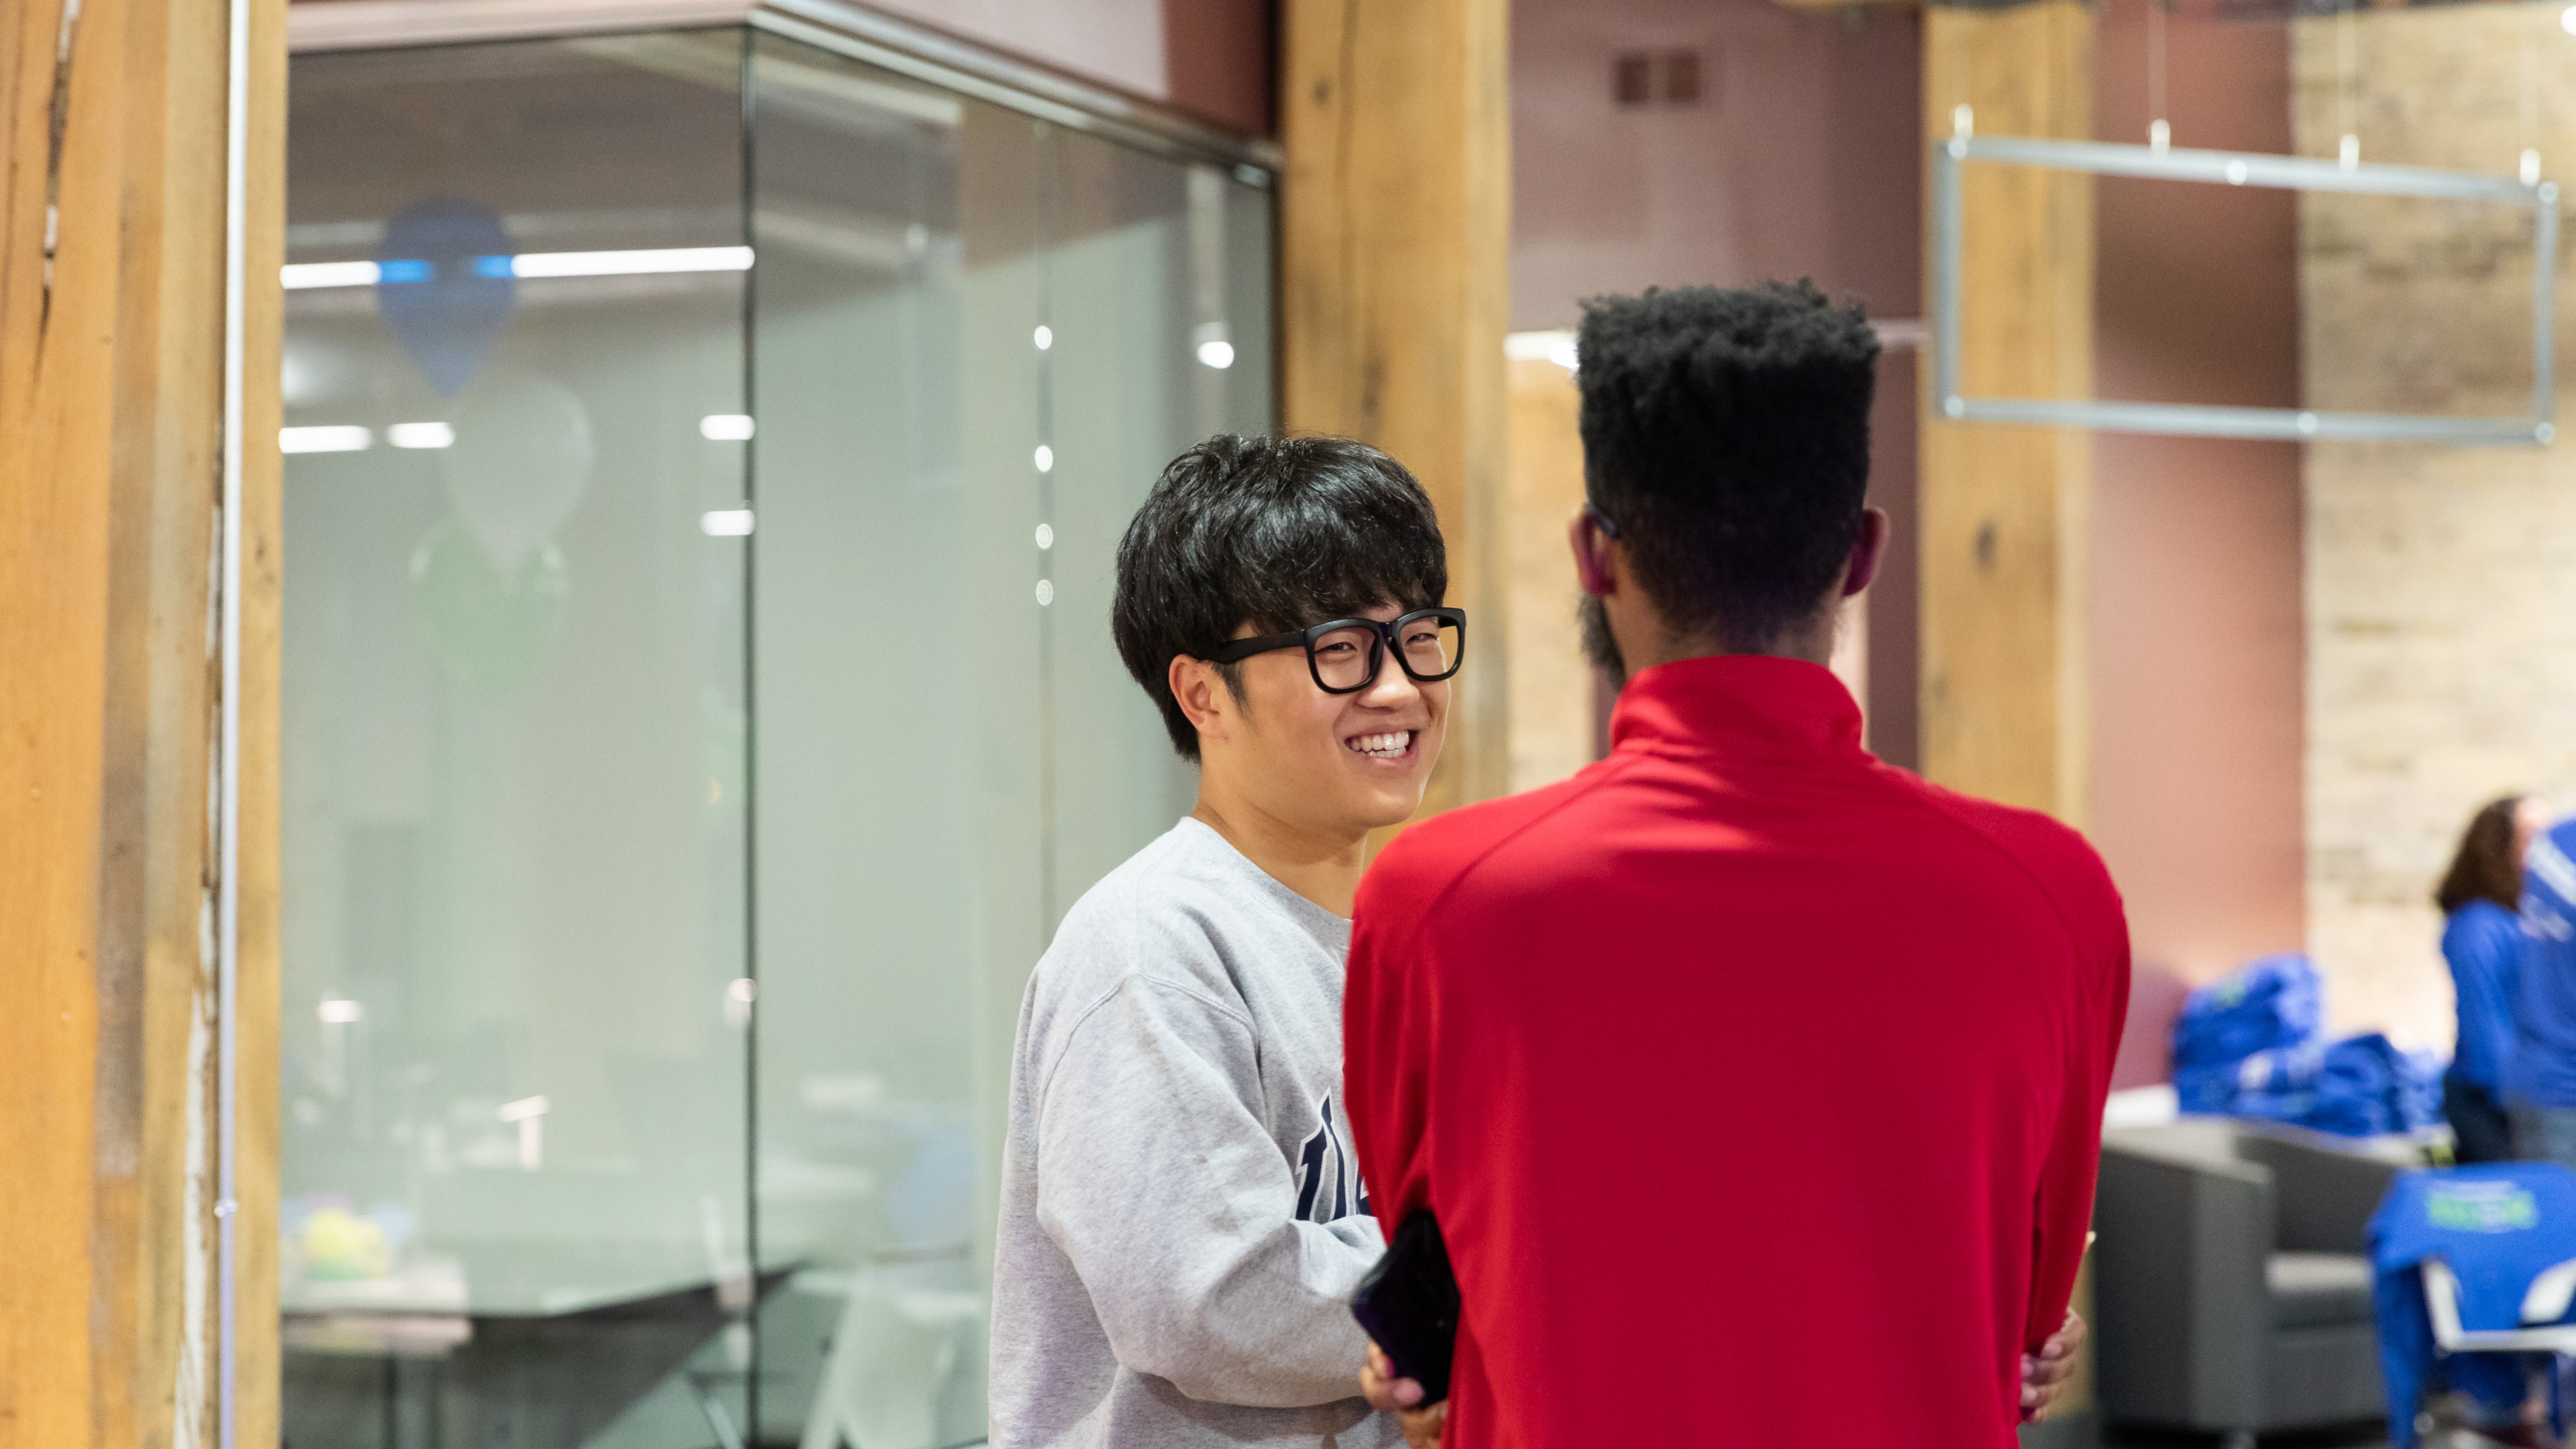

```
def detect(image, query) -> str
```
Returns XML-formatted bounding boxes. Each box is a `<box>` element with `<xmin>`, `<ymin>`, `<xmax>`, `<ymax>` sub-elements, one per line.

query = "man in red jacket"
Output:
<box><xmin>1344</xmin><ymin>282</ymin><xmax>2130</xmax><ymax>1448</ymax></box>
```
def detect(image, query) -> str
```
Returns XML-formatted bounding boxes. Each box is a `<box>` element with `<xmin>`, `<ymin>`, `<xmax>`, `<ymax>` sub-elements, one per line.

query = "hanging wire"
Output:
<box><xmin>2337</xmin><ymin>0</ymin><xmax>2360</xmax><ymax>171</ymax></box>
<box><xmin>2148</xmin><ymin>0</ymin><xmax>2170</xmax><ymax>152</ymax></box>
<box><xmin>1949</xmin><ymin>5</ymin><xmax>1972</xmax><ymax>140</ymax></box>
<box><xmin>2521</xmin><ymin>26</ymin><xmax>2542</xmax><ymax>186</ymax></box>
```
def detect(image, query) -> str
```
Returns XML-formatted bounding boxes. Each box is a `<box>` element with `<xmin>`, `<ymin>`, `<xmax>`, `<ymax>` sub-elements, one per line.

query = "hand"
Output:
<box><xmin>1360</xmin><ymin>1340</ymin><xmax>1447</xmax><ymax>1449</ymax></box>
<box><xmin>2020</xmin><ymin>1309</ymin><xmax>2086</xmax><ymax>1423</ymax></box>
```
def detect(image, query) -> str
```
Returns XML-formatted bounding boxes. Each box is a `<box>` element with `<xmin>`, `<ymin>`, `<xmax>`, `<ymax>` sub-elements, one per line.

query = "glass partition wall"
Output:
<box><xmin>281</xmin><ymin>26</ymin><xmax>1273</xmax><ymax>1447</ymax></box>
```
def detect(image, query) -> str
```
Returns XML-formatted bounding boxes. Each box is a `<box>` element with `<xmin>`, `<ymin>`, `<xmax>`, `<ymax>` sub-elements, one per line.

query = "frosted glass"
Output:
<box><xmin>281</xmin><ymin>24</ymin><xmax>1274</xmax><ymax>1448</ymax></box>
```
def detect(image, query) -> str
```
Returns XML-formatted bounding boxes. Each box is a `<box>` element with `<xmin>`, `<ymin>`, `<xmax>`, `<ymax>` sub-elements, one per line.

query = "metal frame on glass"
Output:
<box><xmin>286</xmin><ymin>0</ymin><xmax>1281</xmax><ymax>178</ymax></box>
<box><xmin>1929</xmin><ymin>133</ymin><xmax>2558</xmax><ymax>447</ymax></box>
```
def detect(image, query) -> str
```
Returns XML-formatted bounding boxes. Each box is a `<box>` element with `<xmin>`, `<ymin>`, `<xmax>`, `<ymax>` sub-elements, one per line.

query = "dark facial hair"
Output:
<box><xmin>1578</xmin><ymin>593</ymin><xmax>1627</xmax><ymax>689</ymax></box>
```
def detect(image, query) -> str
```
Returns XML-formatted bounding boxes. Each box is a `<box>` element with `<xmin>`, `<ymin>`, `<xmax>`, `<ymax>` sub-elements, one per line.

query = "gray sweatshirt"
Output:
<box><xmin>990</xmin><ymin>818</ymin><xmax>1401</xmax><ymax>1449</ymax></box>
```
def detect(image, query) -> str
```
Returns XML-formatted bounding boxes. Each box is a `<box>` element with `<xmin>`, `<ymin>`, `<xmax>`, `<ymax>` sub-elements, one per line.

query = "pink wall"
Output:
<box><xmin>1512</xmin><ymin>0</ymin><xmax>1919</xmax><ymax>331</ymax></box>
<box><xmin>868</xmin><ymin>0</ymin><xmax>1271</xmax><ymax>135</ymax></box>
<box><xmin>2089</xmin><ymin>3</ymin><xmax>2307</xmax><ymax>1087</ymax></box>
<box><xmin>1512</xmin><ymin>0</ymin><xmax>1923</xmax><ymax>762</ymax></box>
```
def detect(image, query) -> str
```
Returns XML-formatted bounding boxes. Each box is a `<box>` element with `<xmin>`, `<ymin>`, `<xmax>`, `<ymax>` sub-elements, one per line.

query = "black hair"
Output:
<box><xmin>1113</xmin><ymin>434</ymin><xmax>1447</xmax><ymax>759</ymax></box>
<box><xmin>1576</xmin><ymin>281</ymin><xmax>1880</xmax><ymax>650</ymax></box>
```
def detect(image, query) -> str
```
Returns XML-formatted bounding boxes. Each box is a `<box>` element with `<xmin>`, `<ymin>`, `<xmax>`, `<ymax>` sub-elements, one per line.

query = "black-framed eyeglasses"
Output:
<box><xmin>1206</xmin><ymin>607</ymin><xmax>1468</xmax><ymax>695</ymax></box>
<box><xmin>1583</xmin><ymin>498</ymin><xmax>1621</xmax><ymax>540</ymax></box>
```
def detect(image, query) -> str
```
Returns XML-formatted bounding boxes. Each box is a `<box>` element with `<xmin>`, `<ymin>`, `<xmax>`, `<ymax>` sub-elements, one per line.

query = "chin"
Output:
<box><xmin>1358</xmin><ymin>779</ymin><xmax>1432</xmax><ymax>831</ymax></box>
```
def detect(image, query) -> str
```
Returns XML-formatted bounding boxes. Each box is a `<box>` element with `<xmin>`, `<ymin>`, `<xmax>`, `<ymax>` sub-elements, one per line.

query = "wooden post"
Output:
<box><xmin>1279</xmin><ymin>0</ymin><xmax>1513</xmax><ymax>816</ymax></box>
<box><xmin>0</xmin><ymin>0</ymin><xmax>283</xmax><ymax>1443</ymax></box>
<box><xmin>1921</xmin><ymin>4</ymin><xmax>2098</xmax><ymax>1434</ymax></box>
<box><xmin>1920</xmin><ymin>0</ymin><xmax>2095</xmax><ymax>828</ymax></box>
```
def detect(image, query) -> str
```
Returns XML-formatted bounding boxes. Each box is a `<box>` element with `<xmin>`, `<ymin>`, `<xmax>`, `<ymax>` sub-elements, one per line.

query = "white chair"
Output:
<box><xmin>2423</xmin><ymin>1257</ymin><xmax>2576</xmax><ymax>1352</ymax></box>
<box><xmin>2421</xmin><ymin>1256</ymin><xmax>2576</xmax><ymax>1442</ymax></box>
<box><xmin>798</xmin><ymin>1276</ymin><xmax>984</xmax><ymax>1449</ymax></box>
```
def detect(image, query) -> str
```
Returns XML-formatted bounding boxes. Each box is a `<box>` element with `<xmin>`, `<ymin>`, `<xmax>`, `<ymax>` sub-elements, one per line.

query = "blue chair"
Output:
<box><xmin>2371</xmin><ymin>1164</ymin><xmax>2576</xmax><ymax>1446</ymax></box>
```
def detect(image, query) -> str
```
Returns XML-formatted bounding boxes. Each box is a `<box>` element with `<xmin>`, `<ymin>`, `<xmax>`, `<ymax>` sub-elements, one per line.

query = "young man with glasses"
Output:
<box><xmin>1346</xmin><ymin>283</ymin><xmax>2127</xmax><ymax>1447</ymax></box>
<box><xmin>988</xmin><ymin>434</ymin><xmax>1462</xmax><ymax>1449</ymax></box>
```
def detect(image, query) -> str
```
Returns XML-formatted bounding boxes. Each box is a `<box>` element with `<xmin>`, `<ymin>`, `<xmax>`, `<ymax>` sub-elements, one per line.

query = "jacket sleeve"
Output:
<box><xmin>2024</xmin><ymin>873</ymin><xmax>2133</xmax><ymax>1351</ymax></box>
<box><xmin>1344</xmin><ymin>860</ymin><xmax>1438</xmax><ymax>1238</ymax></box>
<box><xmin>2459</xmin><ymin>910</ymin><xmax>2523</xmax><ymax>1087</ymax></box>
<box><xmin>1030</xmin><ymin>974</ymin><xmax>1384</xmax><ymax>1408</ymax></box>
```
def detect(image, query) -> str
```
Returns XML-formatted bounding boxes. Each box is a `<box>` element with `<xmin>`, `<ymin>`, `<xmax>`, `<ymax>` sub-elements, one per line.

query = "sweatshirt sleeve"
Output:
<box><xmin>2023</xmin><ymin>869</ymin><xmax>2133</xmax><ymax>1351</ymax></box>
<box><xmin>1030</xmin><ymin>974</ymin><xmax>1384</xmax><ymax>1408</ymax></box>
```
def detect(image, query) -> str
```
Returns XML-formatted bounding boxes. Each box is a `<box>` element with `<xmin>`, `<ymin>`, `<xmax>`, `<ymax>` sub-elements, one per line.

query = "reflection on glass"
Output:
<box><xmin>281</xmin><ymin>32</ymin><xmax>754</xmax><ymax>1447</ymax></box>
<box><xmin>283</xmin><ymin>22</ymin><xmax>1275</xmax><ymax>1449</ymax></box>
<box><xmin>746</xmin><ymin>35</ymin><xmax>1273</xmax><ymax>1446</ymax></box>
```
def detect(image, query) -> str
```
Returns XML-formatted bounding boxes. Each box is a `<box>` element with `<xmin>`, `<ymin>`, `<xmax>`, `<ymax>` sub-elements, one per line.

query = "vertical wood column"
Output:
<box><xmin>1920</xmin><ymin>0</ymin><xmax>2095</xmax><ymax>826</ymax></box>
<box><xmin>1922</xmin><ymin>5</ymin><xmax>2098</xmax><ymax>1430</ymax></box>
<box><xmin>1279</xmin><ymin>0</ymin><xmax>1513</xmax><ymax>816</ymax></box>
<box><xmin>0</xmin><ymin>0</ymin><xmax>283</xmax><ymax>1443</ymax></box>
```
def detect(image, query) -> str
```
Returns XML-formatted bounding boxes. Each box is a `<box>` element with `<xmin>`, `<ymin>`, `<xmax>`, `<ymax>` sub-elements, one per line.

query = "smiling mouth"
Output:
<box><xmin>1345</xmin><ymin>730</ymin><xmax>1414</xmax><ymax>760</ymax></box>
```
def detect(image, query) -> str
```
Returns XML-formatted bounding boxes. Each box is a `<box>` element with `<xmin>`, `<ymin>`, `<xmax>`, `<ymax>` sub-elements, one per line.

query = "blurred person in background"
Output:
<box><xmin>2441</xmin><ymin>796</ymin><xmax>2553</xmax><ymax>1447</ymax></box>
<box><xmin>2511</xmin><ymin>806</ymin><xmax>2576</xmax><ymax>1172</ymax></box>
<box><xmin>2440</xmin><ymin>795</ymin><xmax>2551</xmax><ymax>1165</ymax></box>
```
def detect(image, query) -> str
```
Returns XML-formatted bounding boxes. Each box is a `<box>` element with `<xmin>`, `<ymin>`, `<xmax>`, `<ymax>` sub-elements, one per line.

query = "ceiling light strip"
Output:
<box><xmin>281</xmin><ymin>245</ymin><xmax>755</xmax><ymax>290</ymax></box>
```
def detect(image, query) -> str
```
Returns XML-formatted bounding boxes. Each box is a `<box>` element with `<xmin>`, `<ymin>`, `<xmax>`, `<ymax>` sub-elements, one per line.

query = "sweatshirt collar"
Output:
<box><xmin>1607</xmin><ymin>654</ymin><xmax>1866</xmax><ymax>762</ymax></box>
<box><xmin>1171</xmin><ymin>816</ymin><xmax>1355</xmax><ymax>940</ymax></box>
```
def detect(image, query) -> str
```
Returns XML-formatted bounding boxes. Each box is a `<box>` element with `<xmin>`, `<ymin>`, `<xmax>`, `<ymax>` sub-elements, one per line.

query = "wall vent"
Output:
<box><xmin>1613</xmin><ymin>49</ymin><xmax>1707</xmax><ymax>109</ymax></box>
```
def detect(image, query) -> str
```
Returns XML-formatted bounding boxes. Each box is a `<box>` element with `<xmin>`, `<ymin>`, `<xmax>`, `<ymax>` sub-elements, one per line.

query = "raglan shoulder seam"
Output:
<box><xmin>1385</xmin><ymin>747</ymin><xmax>1666</xmax><ymax>951</ymax></box>
<box><xmin>1030</xmin><ymin>971</ymin><xmax>1258</xmax><ymax>1120</ymax></box>
<box><xmin>1873</xmin><ymin>770</ymin><xmax>2113</xmax><ymax>971</ymax></box>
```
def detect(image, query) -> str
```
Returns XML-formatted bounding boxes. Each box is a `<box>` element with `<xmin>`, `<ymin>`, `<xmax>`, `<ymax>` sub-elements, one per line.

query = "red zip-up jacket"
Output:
<box><xmin>1346</xmin><ymin>656</ymin><xmax>2129</xmax><ymax>1447</ymax></box>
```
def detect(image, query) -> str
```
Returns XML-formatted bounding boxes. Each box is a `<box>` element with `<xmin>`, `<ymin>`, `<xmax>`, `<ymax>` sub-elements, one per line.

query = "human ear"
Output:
<box><xmin>1168</xmin><ymin>654</ymin><xmax>1232</xmax><ymax>746</ymax></box>
<box><xmin>1568</xmin><ymin>505</ymin><xmax>1619</xmax><ymax>597</ymax></box>
<box><xmin>1840</xmin><ymin>506</ymin><xmax>1890</xmax><ymax>598</ymax></box>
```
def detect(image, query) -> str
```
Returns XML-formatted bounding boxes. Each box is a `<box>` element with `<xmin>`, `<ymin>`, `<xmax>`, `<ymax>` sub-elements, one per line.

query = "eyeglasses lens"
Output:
<box><xmin>1399</xmin><ymin>618</ymin><xmax>1462</xmax><ymax>679</ymax></box>
<box><xmin>1309</xmin><ymin>625</ymin><xmax>1381</xmax><ymax>691</ymax></box>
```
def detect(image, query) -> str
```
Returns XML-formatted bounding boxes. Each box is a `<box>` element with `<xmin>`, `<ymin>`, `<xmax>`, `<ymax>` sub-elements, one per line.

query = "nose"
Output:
<box><xmin>1356</xmin><ymin>652</ymin><xmax>1430</xmax><ymax>711</ymax></box>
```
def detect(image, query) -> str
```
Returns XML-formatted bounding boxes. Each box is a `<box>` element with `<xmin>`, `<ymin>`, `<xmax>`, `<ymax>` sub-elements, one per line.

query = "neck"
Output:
<box><xmin>1615</xmin><ymin>598</ymin><xmax>1837</xmax><ymax>676</ymax></box>
<box><xmin>1189</xmin><ymin>780</ymin><xmax>1369</xmax><ymax>918</ymax></box>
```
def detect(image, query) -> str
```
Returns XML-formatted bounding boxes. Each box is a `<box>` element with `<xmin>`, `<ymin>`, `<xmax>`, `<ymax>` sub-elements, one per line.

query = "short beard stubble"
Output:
<box><xmin>1578</xmin><ymin>593</ymin><xmax>1627</xmax><ymax>690</ymax></box>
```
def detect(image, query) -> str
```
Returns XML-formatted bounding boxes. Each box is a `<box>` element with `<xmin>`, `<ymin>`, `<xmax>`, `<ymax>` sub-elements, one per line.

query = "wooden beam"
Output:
<box><xmin>1919</xmin><ymin>0</ymin><xmax>2095</xmax><ymax>827</ymax></box>
<box><xmin>1920</xmin><ymin>4</ymin><xmax>2098</xmax><ymax>1433</ymax></box>
<box><xmin>1280</xmin><ymin>0</ymin><xmax>1513</xmax><ymax>816</ymax></box>
<box><xmin>238</xmin><ymin>7</ymin><xmax>289</xmax><ymax>1445</ymax></box>
<box><xmin>0</xmin><ymin>0</ymin><xmax>284</xmax><ymax>1443</ymax></box>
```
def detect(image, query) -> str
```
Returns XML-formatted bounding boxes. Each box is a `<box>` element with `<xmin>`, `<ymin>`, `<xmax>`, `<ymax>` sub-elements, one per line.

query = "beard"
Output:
<box><xmin>1578</xmin><ymin>593</ymin><xmax>1627</xmax><ymax>689</ymax></box>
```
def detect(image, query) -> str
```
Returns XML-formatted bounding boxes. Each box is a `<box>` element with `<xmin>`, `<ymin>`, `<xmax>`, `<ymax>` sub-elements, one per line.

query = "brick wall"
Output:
<box><xmin>2296</xmin><ymin>4</ymin><xmax>2573</xmax><ymax>1049</ymax></box>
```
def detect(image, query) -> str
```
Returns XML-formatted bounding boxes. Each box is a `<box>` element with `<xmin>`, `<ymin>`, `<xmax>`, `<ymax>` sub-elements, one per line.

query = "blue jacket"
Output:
<box><xmin>2446</xmin><ymin>900</ymin><xmax>2522</xmax><ymax>1097</ymax></box>
<box><xmin>2512</xmin><ymin>822</ymin><xmax>2576</xmax><ymax>1109</ymax></box>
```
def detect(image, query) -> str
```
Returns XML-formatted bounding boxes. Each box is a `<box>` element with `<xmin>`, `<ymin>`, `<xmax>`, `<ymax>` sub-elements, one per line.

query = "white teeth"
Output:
<box><xmin>1345</xmin><ymin>731</ymin><xmax>1413</xmax><ymax>758</ymax></box>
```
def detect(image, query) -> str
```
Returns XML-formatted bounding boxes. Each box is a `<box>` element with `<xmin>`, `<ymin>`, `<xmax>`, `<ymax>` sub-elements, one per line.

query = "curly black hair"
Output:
<box><xmin>1576</xmin><ymin>281</ymin><xmax>1879</xmax><ymax>650</ymax></box>
<box><xmin>1113</xmin><ymin>434</ymin><xmax>1448</xmax><ymax>759</ymax></box>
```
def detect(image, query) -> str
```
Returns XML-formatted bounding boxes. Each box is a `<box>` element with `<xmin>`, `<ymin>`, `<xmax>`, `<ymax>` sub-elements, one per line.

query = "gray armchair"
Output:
<box><xmin>2094</xmin><ymin>1118</ymin><xmax>2410</xmax><ymax>1445</ymax></box>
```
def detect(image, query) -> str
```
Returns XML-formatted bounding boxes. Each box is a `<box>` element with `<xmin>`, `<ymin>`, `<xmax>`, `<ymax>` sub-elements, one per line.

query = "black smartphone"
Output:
<box><xmin>1350</xmin><ymin>1209</ymin><xmax>1460</xmax><ymax>1405</ymax></box>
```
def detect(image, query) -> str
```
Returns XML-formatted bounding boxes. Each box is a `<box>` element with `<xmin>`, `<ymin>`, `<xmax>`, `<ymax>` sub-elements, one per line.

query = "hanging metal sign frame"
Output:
<box><xmin>1930</xmin><ymin>133</ymin><xmax>2559</xmax><ymax>447</ymax></box>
